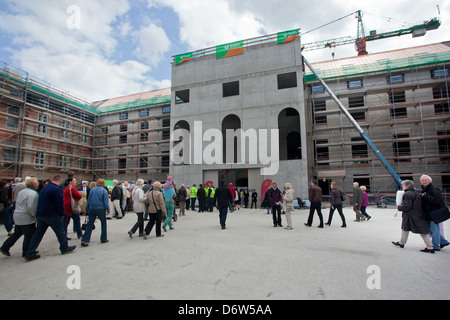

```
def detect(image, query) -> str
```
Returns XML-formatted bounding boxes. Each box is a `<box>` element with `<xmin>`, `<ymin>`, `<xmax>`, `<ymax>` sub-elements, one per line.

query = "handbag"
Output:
<box><xmin>429</xmin><ymin>206</ymin><xmax>450</xmax><ymax>224</ymax></box>
<box><xmin>151</xmin><ymin>191</ymin><xmax>166</xmax><ymax>221</ymax></box>
<box><xmin>69</xmin><ymin>187</ymin><xmax>81</xmax><ymax>214</ymax></box>
<box><xmin>81</xmin><ymin>216</ymin><xmax>95</xmax><ymax>230</ymax></box>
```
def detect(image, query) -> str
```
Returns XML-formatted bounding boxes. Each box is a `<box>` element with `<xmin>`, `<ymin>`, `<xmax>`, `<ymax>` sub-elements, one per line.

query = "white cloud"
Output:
<box><xmin>133</xmin><ymin>23</ymin><xmax>171</xmax><ymax>66</ymax></box>
<box><xmin>0</xmin><ymin>0</ymin><xmax>171</xmax><ymax>100</ymax></box>
<box><xmin>149</xmin><ymin>0</ymin><xmax>267</xmax><ymax>50</ymax></box>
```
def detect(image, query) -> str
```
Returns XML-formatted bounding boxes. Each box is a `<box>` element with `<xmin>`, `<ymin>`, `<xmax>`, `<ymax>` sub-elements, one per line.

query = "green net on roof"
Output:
<box><xmin>304</xmin><ymin>51</ymin><xmax>450</xmax><ymax>82</ymax></box>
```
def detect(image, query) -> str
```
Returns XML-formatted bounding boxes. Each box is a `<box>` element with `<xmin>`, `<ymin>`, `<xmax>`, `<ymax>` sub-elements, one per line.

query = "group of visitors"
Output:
<box><xmin>0</xmin><ymin>173</ymin><xmax>448</xmax><ymax>261</ymax></box>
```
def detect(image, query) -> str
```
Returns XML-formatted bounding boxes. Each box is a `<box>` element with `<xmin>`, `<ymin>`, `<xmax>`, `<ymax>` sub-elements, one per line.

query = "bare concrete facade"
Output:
<box><xmin>170</xmin><ymin>38</ymin><xmax>309</xmax><ymax>201</ymax></box>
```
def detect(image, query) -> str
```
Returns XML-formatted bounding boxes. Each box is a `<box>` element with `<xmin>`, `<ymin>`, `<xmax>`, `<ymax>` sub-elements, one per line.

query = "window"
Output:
<box><xmin>351</xmin><ymin>137</ymin><xmax>368</xmax><ymax>164</ymax></box>
<box><xmin>3</xmin><ymin>148</ymin><xmax>16</xmax><ymax>162</ymax></box>
<box><xmin>391</xmin><ymin>107</ymin><xmax>407</xmax><ymax>119</ymax></box>
<box><xmin>175</xmin><ymin>89</ymin><xmax>190</xmax><ymax>104</ymax></box>
<box><xmin>431</xmin><ymin>68</ymin><xmax>449</xmax><ymax>79</ymax></box>
<box><xmin>38</xmin><ymin>113</ymin><xmax>48</xmax><ymax>133</ymax></box>
<box><xmin>435</xmin><ymin>103</ymin><xmax>449</xmax><ymax>115</ymax></box>
<box><xmin>393</xmin><ymin>134</ymin><xmax>411</xmax><ymax>162</ymax></box>
<box><xmin>347</xmin><ymin>79</ymin><xmax>363</xmax><ymax>89</ymax></box>
<box><xmin>277</xmin><ymin>72</ymin><xmax>297</xmax><ymax>89</ymax></box>
<box><xmin>80</xmin><ymin>158</ymin><xmax>88</xmax><ymax>170</ymax></box>
<box><xmin>438</xmin><ymin>131</ymin><xmax>450</xmax><ymax>161</ymax></box>
<box><xmin>162</xmin><ymin>129</ymin><xmax>170</xmax><ymax>139</ymax></box>
<box><xmin>59</xmin><ymin>156</ymin><xmax>67</xmax><ymax>169</ymax></box>
<box><xmin>348</xmin><ymin>95</ymin><xmax>365</xmax><ymax>121</ymax></box>
<box><xmin>119</xmin><ymin>135</ymin><xmax>127</xmax><ymax>144</ymax></box>
<box><xmin>162</xmin><ymin>119</ymin><xmax>170</xmax><ymax>127</ymax></box>
<box><xmin>61</xmin><ymin>120</ymin><xmax>70</xmax><ymax>139</ymax></box>
<box><xmin>223</xmin><ymin>81</ymin><xmax>240</xmax><ymax>97</ymax></box>
<box><xmin>315</xmin><ymin>139</ymin><xmax>329</xmax><ymax>166</ymax></box>
<box><xmin>313</xmin><ymin>100</ymin><xmax>327</xmax><ymax>125</ymax></box>
<box><xmin>388</xmin><ymin>74</ymin><xmax>404</xmax><ymax>84</ymax></box>
<box><xmin>35</xmin><ymin>152</ymin><xmax>45</xmax><ymax>169</ymax></box>
<box><xmin>81</xmin><ymin>126</ymin><xmax>88</xmax><ymax>143</ymax></box>
<box><xmin>7</xmin><ymin>105</ymin><xmax>19</xmax><ymax>128</ymax></box>
<box><xmin>120</xmin><ymin>124</ymin><xmax>127</xmax><ymax>132</ymax></box>
<box><xmin>312</xmin><ymin>85</ymin><xmax>324</xmax><ymax>94</ymax></box>
<box><xmin>119</xmin><ymin>112</ymin><xmax>128</xmax><ymax>120</ymax></box>
<box><xmin>162</xmin><ymin>106</ymin><xmax>171</xmax><ymax>114</ymax></box>
<box><xmin>118</xmin><ymin>155</ymin><xmax>127</xmax><ymax>174</ymax></box>
<box><xmin>140</xmin><ymin>110</ymin><xmax>149</xmax><ymax>117</ymax></box>
<box><xmin>348</xmin><ymin>96</ymin><xmax>365</xmax><ymax>108</ymax></box>
<box><xmin>389</xmin><ymin>91</ymin><xmax>406</xmax><ymax>104</ymax></box>
<box><xmin>433</xmin><ymin>85</ymin><xmax>449</xmax><ymax>99</ymax></box>
<box><xmin>140</xmin><ymin>132</ymin><xmax>148</xmax><ymax>142</ymax></box>
<box><xmin>139</xmin><ymin>153</ymin><xmax>148</xmax><ymax>173</ymax></box>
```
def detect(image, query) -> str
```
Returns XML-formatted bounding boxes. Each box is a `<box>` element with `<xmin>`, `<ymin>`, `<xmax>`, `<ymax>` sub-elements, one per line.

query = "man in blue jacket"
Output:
<box><xmin>25</xmin><ymin>175</ymin><xmax>76</xmax><ymax>261</ymax></box>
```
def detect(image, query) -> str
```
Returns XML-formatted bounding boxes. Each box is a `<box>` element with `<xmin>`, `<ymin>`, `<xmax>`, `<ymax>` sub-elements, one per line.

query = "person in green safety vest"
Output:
<box><xmin>206</xmin><ymin>184</ymin><xmax>215</xmax><ymax>212</ymax></box>
<box><xmin>190</xmin><ymin>184</ymin><xmax>198</xmax><ymax>211</ymax></box>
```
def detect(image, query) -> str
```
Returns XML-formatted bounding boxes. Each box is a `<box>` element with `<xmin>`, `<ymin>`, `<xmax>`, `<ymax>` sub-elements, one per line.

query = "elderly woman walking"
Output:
<box><xmin>128</xmin><ymin>179</ymin><xmax>147</xmax><ymax>239</ymax></box>
<box><xmin>283</xmin><ymin>183</ymin><xmax>295</xmax><ymax>230</ymax></box>
<box><xmin>392</xmin><ymin>180</ymin><xmax>435</xmax><ymax>253</ymax></box>
<box><xmin>143</xmin><ymin>181</ymin><xmax>166</xmax><ymax>239</ymax></box>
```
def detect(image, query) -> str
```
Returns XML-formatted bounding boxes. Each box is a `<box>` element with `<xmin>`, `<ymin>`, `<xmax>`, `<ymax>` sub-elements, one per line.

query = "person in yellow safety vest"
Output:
<box><xmin>189</xmin><ymin>184</ymin><xmax>198</xmax><ymax>211</ymax></box>
<box><xmin>206</xmin><ymin>184</ymin><xmax>215</xmax><ymax>212</ymax></box>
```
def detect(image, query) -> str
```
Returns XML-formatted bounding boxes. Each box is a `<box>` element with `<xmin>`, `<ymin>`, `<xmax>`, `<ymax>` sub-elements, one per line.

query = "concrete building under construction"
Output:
<box><xmin>1</xmin><ymin>34</ymin><xmax>449</xmax><ymax>199</ymax></box>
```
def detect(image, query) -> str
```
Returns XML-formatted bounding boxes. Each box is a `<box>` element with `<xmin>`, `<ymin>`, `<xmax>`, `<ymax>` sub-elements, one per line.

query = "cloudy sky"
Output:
<box><xmin>0</xmin><ymin>0</ymin><xmax>449</xmax><ymax>101</ymax></box>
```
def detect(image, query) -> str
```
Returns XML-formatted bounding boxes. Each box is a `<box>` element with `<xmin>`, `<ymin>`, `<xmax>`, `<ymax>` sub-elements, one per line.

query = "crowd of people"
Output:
<box><xmin>0</xmin><ymin>172</ymin><xmax>448</xmax><ymax>261</ymax></box>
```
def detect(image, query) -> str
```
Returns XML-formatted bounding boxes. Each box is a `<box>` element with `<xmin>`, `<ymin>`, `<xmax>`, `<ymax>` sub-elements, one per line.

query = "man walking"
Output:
<box><xmin>213</xmin><ymin>180</ymin><xmax>233</xmax><ymax>229</ymax></box>
<box><xmin>268</xmin><ymin>182</ymin><xmax>283</xmax><ymax>227</ymax></box>
<box><xmin>352</xmin><ymin>182</ymin><xmax>365</xmax><ymax>222</ymax></box>
<box><xmin>25</xmin><ymin>175</ymin><xmax>76</xmax><ymax>261</ymax></box>
<box><xmin>305</xmin><ymin>180</ymin><xmax>324</xmax><ymax>228</ymax></box>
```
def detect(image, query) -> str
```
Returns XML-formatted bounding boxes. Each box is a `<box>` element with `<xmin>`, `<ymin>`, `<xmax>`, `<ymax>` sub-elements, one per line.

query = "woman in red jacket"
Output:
<box><xmin>63</xmin><ymin>177</ymin><xmax>82</xmax><ymax>239</ymax></box>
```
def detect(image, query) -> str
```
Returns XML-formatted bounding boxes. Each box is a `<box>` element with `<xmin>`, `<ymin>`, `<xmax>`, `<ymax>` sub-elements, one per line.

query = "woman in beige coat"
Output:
<box><xmin>143</xmin><ymin>181</ymin><xmax>166</xmax><ymax>239</ymax></box>
<box><xmin>283</xmin><ymin>183</ymin><xmax>295</xmax><ymax>230</ymax></box>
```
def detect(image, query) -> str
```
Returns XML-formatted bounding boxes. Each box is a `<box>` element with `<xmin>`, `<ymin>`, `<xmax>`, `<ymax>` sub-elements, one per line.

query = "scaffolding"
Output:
<box><xmin>306</xmin><ymin>46</ymin><xmax>450</xmax><ymax>193</ymax></box>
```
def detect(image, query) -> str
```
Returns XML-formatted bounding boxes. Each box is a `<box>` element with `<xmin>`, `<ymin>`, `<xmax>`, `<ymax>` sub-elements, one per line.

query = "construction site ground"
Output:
<box><xmin>0</xmin><ymin>206</ymin><xmax>449</xmax><ymax>300</ymax></box>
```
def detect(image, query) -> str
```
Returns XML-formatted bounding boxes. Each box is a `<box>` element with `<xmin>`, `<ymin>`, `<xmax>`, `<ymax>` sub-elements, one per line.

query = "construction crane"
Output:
<box><xmin>302</xmin><ymin>10</ymin><xmax>441</xmax><ymax>55</ymax></box>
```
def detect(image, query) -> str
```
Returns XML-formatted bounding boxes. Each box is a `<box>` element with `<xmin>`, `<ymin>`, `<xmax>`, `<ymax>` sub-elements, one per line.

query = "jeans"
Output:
<box><xmin>426</xmin><ymin>221</ymin><xmax>449</xmax><ymax>250</ymax></box>
<box><xmin>26</xmin><ymin>216</ymin><xmax>69</xmax><ymax>257</ymax></box>
<box><xmin>1</xmin><ymin>223</ymin><xmax>36</xmax><ymax>256</ymax></box>
<box><xmin>219</xmin><ymin>207</ymin><xmax>228</xmax><ymax>228</ymax></box>
<box><xmin>307</xmin><ymin>202</ymin><xmax>323</xmax><ymax>226</ymax></box>
<box><xmin>63</xmin><ymin>214</ymin><xmax>83</xmax><ymax>238</ymax></box>
<box><xmin>327</xmin><ymin>203</ymin><xmax>346</xmax><ymax>226</ymax></box>
<box><xmin>81</xmin><ymin>209</ymin><xmax>107</xmax><ymax>243</ymax></box>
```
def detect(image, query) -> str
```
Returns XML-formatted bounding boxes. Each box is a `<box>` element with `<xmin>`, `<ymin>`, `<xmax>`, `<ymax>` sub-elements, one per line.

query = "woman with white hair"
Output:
<box><xmin>420</xmin><ymin>175</ymin><xmax>449</xmax><ymax>251</ymax></box>
<box><xmin>392</xmin><ymin>180</ymin><xmax>435</xmax><ymax>253</ymax></box>
<box><xmin>283</xmin><ymin>183</ymin><xmax>295</xmax><ymax>230</ymax></box>
<box><xmin>128</xmin><ymin>179</ymin><xmax>147</xmax><ymax>239</ymax></box>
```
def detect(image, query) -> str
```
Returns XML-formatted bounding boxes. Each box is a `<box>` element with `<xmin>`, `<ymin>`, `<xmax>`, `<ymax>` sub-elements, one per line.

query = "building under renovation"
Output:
<box><xmin>0</xmin><ymin>34</ymin><xmax>449</xmax><ymax>199</ymax></box>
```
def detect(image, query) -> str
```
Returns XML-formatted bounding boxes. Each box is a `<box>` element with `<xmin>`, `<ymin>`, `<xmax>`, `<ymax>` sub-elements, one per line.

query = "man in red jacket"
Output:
<box><xmin>63</xmin><ymin>177</ymin><xmax>82</xmax><ymax>239</ymax></box>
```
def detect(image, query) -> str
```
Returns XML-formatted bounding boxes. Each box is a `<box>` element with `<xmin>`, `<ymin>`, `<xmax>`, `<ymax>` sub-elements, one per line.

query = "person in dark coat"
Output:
<box><xmin>305</xmin><ymin>180</ymin><xmax>323</xmax><ymax>228</ymax></box>
<box><xmin>268</xmin><ymin>182</ymin><xmax>283</xmax><ymax>227</ymax></box>
<box><xmin>213</xmin><ymin>180</ymin><xmax>233</xmax><ymax>229</ymax></box>
<box><xmin>420</xmin><ymin>175</ymin><xmax>449</xmax><ymax>251</ymax></box>
<box><xmin>25</xmin><ymin>175</ymin><xmax>76</xmax><ymax>261</ymax></box>
<box><xmin>325</xmin><ymin>181</ymin><xmax>346</xmax><ymax>228</ymax></box>
<box><xmin>197</xmin><ymin>184</ymin><xmax>206</xmax><ymax>212</ymax></box>
<box><xmin>392</xmin><ymin>180</ymin><xmax>434</xmax><ymax>253</ymax></box>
